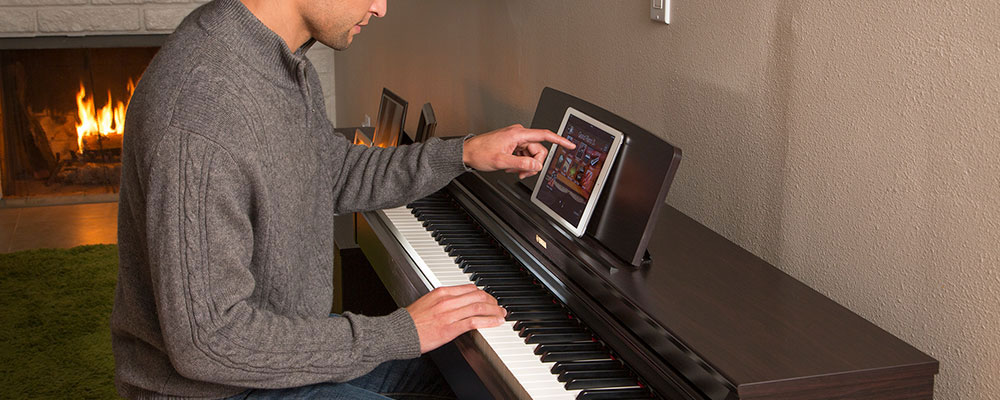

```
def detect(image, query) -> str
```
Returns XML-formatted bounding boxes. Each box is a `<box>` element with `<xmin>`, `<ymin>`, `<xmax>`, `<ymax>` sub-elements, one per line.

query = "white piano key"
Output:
<box><xmin>377</xmin><ymin>207</ymin><xmax>582</xmax><ymax>400</ymax></box>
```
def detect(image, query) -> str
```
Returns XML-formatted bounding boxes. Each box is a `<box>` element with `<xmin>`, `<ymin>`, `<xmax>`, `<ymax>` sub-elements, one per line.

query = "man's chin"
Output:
<box><xmin>318</xmin><ymin>36</ymin><xmax>351</xmax><ymax>51</ymax></box>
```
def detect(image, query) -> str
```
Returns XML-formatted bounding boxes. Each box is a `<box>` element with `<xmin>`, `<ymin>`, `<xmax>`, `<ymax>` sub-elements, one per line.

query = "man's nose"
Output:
<box><xmin>371</xmin><ymin>0</ymin><xmax>387</xmax><ymax>18</ymax></box>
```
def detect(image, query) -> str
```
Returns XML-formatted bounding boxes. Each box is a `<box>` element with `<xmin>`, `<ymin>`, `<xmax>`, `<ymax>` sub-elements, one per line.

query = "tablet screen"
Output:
<box><xmin>531</xmin><ymin>108</ymin><xmax>623</xmax><ymax>237</ymax></box>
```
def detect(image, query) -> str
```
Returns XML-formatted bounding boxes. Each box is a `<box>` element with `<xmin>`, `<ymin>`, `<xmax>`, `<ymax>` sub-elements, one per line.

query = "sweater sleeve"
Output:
<box><xmin>143</xmin><ymin>130</ymin><xmax>421</xmax><ymax>388</ymax></box>
<box><xmin>324</xmin><ymin>131</ymin><xmax>470</xmax><ymax>214</ymax></box>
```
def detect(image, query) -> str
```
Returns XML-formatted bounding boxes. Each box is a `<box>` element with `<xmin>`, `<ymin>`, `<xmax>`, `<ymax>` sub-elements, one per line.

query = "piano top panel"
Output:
<box><xmin>636</xmin><ymin>206</ymin><xmax>937</xmax><ymax>391</ymax></box>
<box><xmin>472</xmin><ymin>171</ymin><xmax>937</xmax><ymax>397</ymax></box>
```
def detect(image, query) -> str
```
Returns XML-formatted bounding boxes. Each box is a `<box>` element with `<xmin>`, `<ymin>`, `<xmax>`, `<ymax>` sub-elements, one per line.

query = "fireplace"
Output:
<box><xmin>0</xmin><ymin>36</ymin><xmax>162</xmax><ymax>201</ymax></box>
<box><xmin>0</xmin><ymin>1</ymin><xmax>336</xmax><ymax>203</ymax></box>
<box><xmin>0</xmin><ymin>0</ymin><xmax>201</xmax><ymax>202</ymax></box>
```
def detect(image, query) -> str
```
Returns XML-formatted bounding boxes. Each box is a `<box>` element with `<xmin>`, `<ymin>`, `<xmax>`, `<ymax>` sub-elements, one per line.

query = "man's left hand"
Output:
<box><xmin>463</xmin><ymin>124</ymin><xmax>576</xmax><ymax>179</ymax></box>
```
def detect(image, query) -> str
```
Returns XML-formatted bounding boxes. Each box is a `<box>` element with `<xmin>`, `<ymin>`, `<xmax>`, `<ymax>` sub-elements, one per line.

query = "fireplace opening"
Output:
<box><xmin>0</xmin><ymin>45</ymin><xmax>158</xmax><ymax>201</ymax></box>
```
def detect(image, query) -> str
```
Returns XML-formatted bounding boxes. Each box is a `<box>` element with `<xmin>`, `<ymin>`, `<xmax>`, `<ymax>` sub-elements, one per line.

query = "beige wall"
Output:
<box><xmin>333</xmin><ymin>1</ymin><xmax>1000</xmax><ymax>398</ymax></box>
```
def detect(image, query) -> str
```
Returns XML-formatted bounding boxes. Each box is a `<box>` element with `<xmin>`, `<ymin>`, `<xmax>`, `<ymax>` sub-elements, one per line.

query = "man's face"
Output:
<box><xmin>299</xmin><ymin>0</ymin><xmax>386</xmax><ymax>50</ymax></box>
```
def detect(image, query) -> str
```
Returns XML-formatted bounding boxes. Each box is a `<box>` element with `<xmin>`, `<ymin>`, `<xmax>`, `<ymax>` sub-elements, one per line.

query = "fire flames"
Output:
<box><xmin>75</xmin><ymin>79</ymin><xmax>135</xmax><ymax>154</ymax></box>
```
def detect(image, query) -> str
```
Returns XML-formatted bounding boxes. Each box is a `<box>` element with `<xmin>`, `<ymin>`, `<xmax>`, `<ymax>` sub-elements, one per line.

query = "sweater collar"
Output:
<box><xmin>197</xmin><ymin>0</ymin><xmax>314</xmax><ymax>85</ymax></box>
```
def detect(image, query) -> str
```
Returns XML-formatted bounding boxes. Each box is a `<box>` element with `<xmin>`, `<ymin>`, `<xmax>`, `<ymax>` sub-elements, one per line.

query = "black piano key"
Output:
<box><xmin>551</xmin><ymin>360</ymin><xmax>623</xmax><ymax>375</ymax></box>
<box><xmin>524</xmin><ymin>332</ymin><xmax>594</xmax><ymax>344</ymax></box>
<box><xmin>482</xmin><ymin>284</ymin><xmax>540</xmax><ymax>294</ymax></box>
<box><xmin>446</xmin><ymin>245</ymin><xmax>499</xmax><ymax>255</ymax></box>
<box><xmin>534</xmin><ymin>342</ymin><xmax>604</xmax><ymax>356</ymax></box>
<box><xmin>455</xmin><ymin>255</ymin><xmax>511</xmax><ymax>265</ymax></box>
<box><xmin>519</xmin><ymin>326</ymin><xmax>571</xmax><ymax>338</ymax></box>
<box><xmin>565</xmin><ymin>377</ymin><xmax>640</xmax><ymax>390</ymax></box>
<box><xmin>432</xmin><ymin>230</ymin><xmax>482</xmax><ymax>239</ymax></box>
<box><xmin>417</xmin><ymin>209</ymin><xmax>461</xmax><ymax>215</ymax></box>
<box><xmin>440</xmin><ymin>236</ymin><xmax>492</xmax><ymax>244</ymax></box>
<box><xmin>418</xmin><ymin>214</ymin><xmax>469</xmax><ymax>221</ymax></box>
<box><xmin>410</xmin><ymin>203</ymin><xmax>468</xmax><ymax>218</ymax></box>
<box><xmin>439</xmin><ymin>232</ymin><xmax>489</xmax><ymax>242</ymax></box>
<box><xmin>475</xmin><ymin>277</ymin><xmax>534</xmax><ymax>287</ymax></box>
<box><xmin>486</xmin><ymin>286</ymin><xmax>544</xmax><ymax>296</ymax></box>
<box><xmin>448</xmin><ymin>248</ymin><xmax>505</xmax><ymax>257</ymax></box>
<box><xmin>454</xmin><ymin>252</ymin><xmax>514</xmax><ymax>262</ymax></box>
<box><xmin>415</xmin><ymin>203</ymin><xmax>463</xmax><ymax>211</ymax></box>
<box><xmin>413</xmin><ymin>207</ymin><xmax>464</xmax><ymax>214</ymax></box>
<box><xmin>460</xmin><ymin>259</ymin><xmax>517</xmax><ymax>270</ymax></box>
<box><xmin>514</xmin><ymin>320</ymin><xmax>580</xmax><ymax>331</ymax></box>
<box><xmin>558</xmin><ymin>369</ymin><xmax>631</xmax><ymax>383</ymax></box>
<box><xmin>497</xmin><ymin>295</ymin><xmax>556</xmax><ymax>306</ymax></box>
<box><xmin>505</xmin><ymin>310</ymin><xmax>569</xmax><ymax>321</ymax></box>
<box><xmin>420</xmin><ymin>216</ymin><xmax>473</xmax><ymax>224</ymax></box>
<box><xmin>462</xmin><ymin>263</ymin><xmax>519</xmax><ymax>273</ymax></box>
<box><xmin>423</xmin><ymin>222</ymin><xmax>475</xmax><ymax>231</ymax></box>
<box><xmin>408</xmin><ymin>199</ymin><xmax>450</xmax><ymax>207</ymax></box>
<box><xmin>576</xmin><ymin>387</ymin><xmax>651</xmax><ymax>400</ymax></box>
<box><xmin>411</xmin><ymin>196</ymin><xmax>448</xmax><ymax>202</ymax></box>
<box><xmin>518</xmin><ymin>325</ymin><xmax>585</xmax><ymax>337</ymax></box>
<box><xmin>504</xmin><ymin>304</ymin><xmax>563</xmax><ymax>313</ymax></box>
<box><xmin>469</xmin><ymin>271</ymin><xmax>526</xmax><ymax>280</ymax></box>
<box><xmin>442</xmin><ymin>239</ymin><xmax>496</xmax><ymax>246</ymax></box>
<box><xmin>429</xmin><ymin>225</ymin><xmax>478</xmax><ymax>233</ymax></box>
<box><xmin>539</xmin><ymin>350</ymin><xmax>610</xmax><ymax>362</ymax></box>
<box><xmin>415</xmin><ymin>211</ymin><xmax>467</xmax><ymax>219</ymax></box>
<box><xmin>438</xmin><ymin>237</ymin><xmax>491</xmax><ymax>246</ymax></box>
<box><xmin>486</xmin><ymin>288</ymin><xmax>549</xmax><ymax>298</ymax></box>
<box><xmin>455</xmin><ymin>253</ymin><xmax>511</xmax><ymax>261</ymax></box>
<box><xmin>424</xmin><ymin>223</ymin><xmax>478</xmax><ymax>232</ymax></box>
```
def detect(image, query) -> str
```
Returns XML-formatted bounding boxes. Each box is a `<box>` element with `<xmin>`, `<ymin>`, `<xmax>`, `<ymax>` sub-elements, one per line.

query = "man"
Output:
<box><xmin>110</xmin><ymin>0</ymin><xmax>574</xmax><ymax>398</ymax></box>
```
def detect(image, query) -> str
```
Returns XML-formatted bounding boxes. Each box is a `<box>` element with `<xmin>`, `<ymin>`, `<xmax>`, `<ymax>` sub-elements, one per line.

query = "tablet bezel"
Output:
<box><xmin>530</xmin><ymin>107</ymin><xmax>624</xmax><ymax>237</ymax></box>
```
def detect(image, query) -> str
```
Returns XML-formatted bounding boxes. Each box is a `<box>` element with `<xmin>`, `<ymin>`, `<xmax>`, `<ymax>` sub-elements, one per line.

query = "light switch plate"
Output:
<box><xmin>651</xmin><ymin>0</ymin><xmax>670</xmax><ymax>24</ymax></box>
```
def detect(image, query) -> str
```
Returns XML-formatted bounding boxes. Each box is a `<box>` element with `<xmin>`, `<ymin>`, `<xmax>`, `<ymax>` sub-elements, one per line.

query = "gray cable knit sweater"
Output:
<box><xmin>110</xmin><ymin>0</ymin><xmax>467</xmax><ymax>398</ymax></box>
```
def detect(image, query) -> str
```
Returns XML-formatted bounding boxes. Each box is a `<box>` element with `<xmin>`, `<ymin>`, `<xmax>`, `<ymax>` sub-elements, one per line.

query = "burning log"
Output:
<box><xmin>75</xmin><ymin>79</ymin><xmax>133</xmax><ymax>156</ymax></box>
<box><xmin>81</xmin><ymin>132</ymin><xmax>123</xmax><ymax>153</ymax></box>
<box><xmin>53</xmin><ymin>161</ymin><xmax>120</xmax><ymax>186</ymax></box>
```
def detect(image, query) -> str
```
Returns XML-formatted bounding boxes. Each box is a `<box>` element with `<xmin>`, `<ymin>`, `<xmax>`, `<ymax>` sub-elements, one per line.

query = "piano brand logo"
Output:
<box><xmin>536</xmin><ymin>235</ymin><xmax>548</xmax><ymax>249</ymax></box>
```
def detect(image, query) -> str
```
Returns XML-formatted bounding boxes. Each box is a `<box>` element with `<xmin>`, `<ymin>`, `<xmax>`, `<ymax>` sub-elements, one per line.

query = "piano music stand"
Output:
<box><xmin>527</xmin><ymin>87</ymin><xmax>682</xmax><ymax>267</ymax></box>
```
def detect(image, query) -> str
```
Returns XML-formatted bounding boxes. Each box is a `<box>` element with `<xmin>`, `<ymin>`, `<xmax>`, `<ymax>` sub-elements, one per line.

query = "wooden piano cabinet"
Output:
<box><xmin>354</xmin><ymin>171</ymin><xmax>939</xmax><ymax>400</ymax></box>
<box><xmin>647</xmin><ymin>207</ymin><xmax>939</xmax><ymax>400</ymax></box>
<box><xmin>739</xmin><ymin>374</ymin><xmax>935</xmax><ymax>400</ymax></box>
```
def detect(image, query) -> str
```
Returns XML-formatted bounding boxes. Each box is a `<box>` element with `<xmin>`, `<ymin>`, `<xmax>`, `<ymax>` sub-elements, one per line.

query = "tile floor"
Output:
<box><xmin>0</xmin><ymin>202</ymin><xmax>118</xmax><ymax>253</ymax></box>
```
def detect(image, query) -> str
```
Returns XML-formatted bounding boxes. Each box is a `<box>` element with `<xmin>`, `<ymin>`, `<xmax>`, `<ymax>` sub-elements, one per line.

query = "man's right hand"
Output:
<box><xmin>406</xmin><ymin>284</ymin><xmax>507</xmax><ymax>353</ymax></box>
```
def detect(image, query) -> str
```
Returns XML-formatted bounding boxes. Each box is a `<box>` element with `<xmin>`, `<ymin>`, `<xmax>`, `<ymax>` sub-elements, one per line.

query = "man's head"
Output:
<box><xmin>297</xmin><ymin>0</ymin><xmax>386</xmax><ymax>50</ymax></box>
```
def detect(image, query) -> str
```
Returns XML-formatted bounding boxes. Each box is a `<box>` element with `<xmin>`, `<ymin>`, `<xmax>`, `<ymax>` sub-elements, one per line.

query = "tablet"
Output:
<box><xmin>530</xmin><ymin>107</ymin><xmax>624</xmax><ymax>237</ymax></box>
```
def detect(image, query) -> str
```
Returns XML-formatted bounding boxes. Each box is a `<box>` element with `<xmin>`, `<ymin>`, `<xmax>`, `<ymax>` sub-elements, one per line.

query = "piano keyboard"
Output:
<box><xmin>379</xmin><ymin>191</ymin><xmax>652</xmax><ymax>400</ymax></box>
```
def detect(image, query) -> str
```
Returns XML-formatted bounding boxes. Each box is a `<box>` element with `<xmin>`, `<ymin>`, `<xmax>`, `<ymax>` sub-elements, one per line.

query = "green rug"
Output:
<box><xmin>0</xmin><ymin>245</ymin><xmax>118</xmax><ymax>399</ymax></box>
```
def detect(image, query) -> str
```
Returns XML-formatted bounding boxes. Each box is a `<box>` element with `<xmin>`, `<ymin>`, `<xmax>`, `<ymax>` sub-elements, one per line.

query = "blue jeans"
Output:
<box><xmin>223</xmin><ymin>355</ymin><xmax>455</xmax><ymax>400</ymax></box>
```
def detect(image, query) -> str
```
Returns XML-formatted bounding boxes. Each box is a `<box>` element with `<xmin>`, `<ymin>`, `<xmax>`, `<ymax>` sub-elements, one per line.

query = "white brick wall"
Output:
<box><xmin>0</xmin><ymin>0</ymin><xmax>207</xmax><ymax>36</ymax></box>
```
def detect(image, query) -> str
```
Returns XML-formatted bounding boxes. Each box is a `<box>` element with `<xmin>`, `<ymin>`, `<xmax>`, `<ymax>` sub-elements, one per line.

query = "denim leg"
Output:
<box><xmin>225</xmin><ymin>356</ymin><xmax>454</xmax><ymax>400</ymax></box>
<box><xmin>237</xmin><ymin>382</ymin><xmax>392</xmax><ymax>400</ymax></box>
<box><xmin>345</xmin><ymin>356</ymin><xmax>455</xmax><ymax>400</ymax></box>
